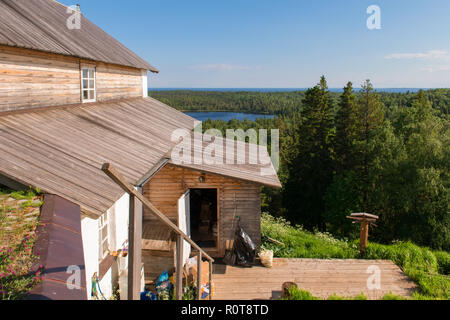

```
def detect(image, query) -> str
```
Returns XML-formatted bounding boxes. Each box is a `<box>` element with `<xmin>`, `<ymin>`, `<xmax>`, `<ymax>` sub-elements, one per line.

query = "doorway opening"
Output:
<box><xmin>189</xmin><ymin>189</ymin><xmax>218</xmax><ymax>249</ymax></box>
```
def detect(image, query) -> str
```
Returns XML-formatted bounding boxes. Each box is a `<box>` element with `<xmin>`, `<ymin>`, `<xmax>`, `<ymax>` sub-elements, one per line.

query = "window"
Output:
<box><xmin>81</xmin><ymin>67</ymin><xmax>96</xmax><ymax>102</ymax></box>
<box><xmin>98</xmin><ymin>212</ymin><xmax>109</xmax><ymax>261</ymax></box>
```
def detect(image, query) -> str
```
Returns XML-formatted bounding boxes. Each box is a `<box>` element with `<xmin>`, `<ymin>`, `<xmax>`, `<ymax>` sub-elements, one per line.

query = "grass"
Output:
<box><xmin>261</xmin><ymin>213</ymin><xmax>450</xmax><ymax>300</ymax></box>
<box><xmin>0</xmin><ymin>187</ymin><xmax>43</xmax><ymax>300</ymax></box>
<box><xmin>285</xmin><ymin>287</ymin><xmax>406</xmax><ymax>301</ymax></box>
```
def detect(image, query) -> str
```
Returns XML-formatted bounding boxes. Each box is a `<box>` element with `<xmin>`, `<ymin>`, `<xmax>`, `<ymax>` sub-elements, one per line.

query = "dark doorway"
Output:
<box><xmin>189</xmin><ymin>189</ymin><xmax>218</xmax><ymax>249</ymax></box>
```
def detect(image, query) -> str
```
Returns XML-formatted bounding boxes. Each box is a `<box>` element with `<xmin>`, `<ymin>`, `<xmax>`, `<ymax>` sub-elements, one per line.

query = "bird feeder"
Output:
<box><xmin>347</xmin><ymin>213</ymin><xmax>379</xmax><ymax>254</ymax></box>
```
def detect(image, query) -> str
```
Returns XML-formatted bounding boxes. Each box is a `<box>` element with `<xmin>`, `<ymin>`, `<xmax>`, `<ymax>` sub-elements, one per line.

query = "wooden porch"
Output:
<box><xmin>212</xmin><ymin>258</ymin><xmax>417</xmax><ymax>300</ymax></box>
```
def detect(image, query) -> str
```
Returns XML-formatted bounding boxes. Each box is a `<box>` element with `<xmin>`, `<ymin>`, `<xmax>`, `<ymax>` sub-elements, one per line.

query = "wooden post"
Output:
<box><xmin>128</xmin><ymin>193</ymin><xmax>142</xmax><ymax>300</ymax></box>
<box><xmin>197</xmin><ymin>252</ymin><xmax>202</xmax><ymax>300</ymax></box>
<box><xmin>347</xmin><ymin>213</ymin><xmax>378</xmax><ymax>255</ymax></box>
<box><xmin>176</xmin><ymin>234</ymin><xmax>183</xmax><ymax>300</ymax></box>
<box><xmin>360</xmin><ymin>219</ymin><xmax>369</xmax><ymax>253</ymax></box>
<box><xmin>209</xmin><ymin>260</ymin><xmax>212</xmax><ymax>300</ymax></box>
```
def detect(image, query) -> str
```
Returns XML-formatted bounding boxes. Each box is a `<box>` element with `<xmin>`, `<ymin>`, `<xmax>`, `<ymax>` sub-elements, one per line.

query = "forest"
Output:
<box><xmin>150</xmin><ymin>80</ymin><xmax>450</xmax><ymax>251</ymax></box>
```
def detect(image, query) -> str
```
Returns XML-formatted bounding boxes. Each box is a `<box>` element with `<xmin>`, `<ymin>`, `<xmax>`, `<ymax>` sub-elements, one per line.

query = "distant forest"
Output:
<box><xmin>150</xmin><ymin>88</ymin><xmax>450</xmax><ymax>116</ymax></box>
<box><xmin>151</xmin><ymin>81</ymin><xmax>450</xmax><ymax>251</ymax></box>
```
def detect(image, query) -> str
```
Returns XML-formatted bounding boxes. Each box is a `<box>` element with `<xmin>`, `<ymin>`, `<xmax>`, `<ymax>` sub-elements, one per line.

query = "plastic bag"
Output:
<box><xmin>259</xmin><ymin>249</ymin><xmax>274</xmax><ymax>268</ymax></box>
<box><xmin>233</xmin><ymin>227</ymin><xmax>256</xmax><ymax>267</ymax></box>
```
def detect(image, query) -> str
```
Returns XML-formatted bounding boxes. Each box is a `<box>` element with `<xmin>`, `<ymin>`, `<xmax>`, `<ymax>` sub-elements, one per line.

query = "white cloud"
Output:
<box><xmin>421</xmin><ymin>65</ymin><xmax>450</xmax><ymax>73</ymax></box>
<box><xmin>187</xmin><ymin>63</ymin><xmax>261</xmax><ymax>71</ymax></box>
<box><xmin>385</xmin><ymin>50</ymin><xmax>450</xmax><ymax>60</ymax></box>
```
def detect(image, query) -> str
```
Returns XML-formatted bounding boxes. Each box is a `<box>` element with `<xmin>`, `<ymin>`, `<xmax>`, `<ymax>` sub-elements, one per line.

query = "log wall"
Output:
<box><xmin>143</xmin><ymin>164</ymin><xmax>262</xmax><ymax>257</ymax></box>
<box><xmin>0</xmin><ymin>45</ymin><xmax>143</xmax><ymax>112</ymax></box>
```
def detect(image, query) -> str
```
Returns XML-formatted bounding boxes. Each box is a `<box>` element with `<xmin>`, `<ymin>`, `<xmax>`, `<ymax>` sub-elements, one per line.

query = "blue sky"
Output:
<box><xmin>59</xmin><ymin>0</ymin><xmax>450</xmax><ymax>88</ymax></box>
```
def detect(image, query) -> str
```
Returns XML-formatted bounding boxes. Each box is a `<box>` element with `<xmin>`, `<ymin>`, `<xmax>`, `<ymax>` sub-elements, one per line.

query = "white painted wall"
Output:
<box><xmin>81</xmin><ymin>193</ymin><xmax>130</xmax><ymax>300</ymax></box>
<box><xmin>141</xmin><ymin>69</ymin><xmax>148</xmax><ymax>97</ymax></box>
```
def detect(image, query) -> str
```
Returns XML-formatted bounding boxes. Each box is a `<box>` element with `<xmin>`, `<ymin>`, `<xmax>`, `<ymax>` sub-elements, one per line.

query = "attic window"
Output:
<box><xmin>81</xmin><ymin>67</ymin><xmax>96</xmax><ymax>103</ymax></box>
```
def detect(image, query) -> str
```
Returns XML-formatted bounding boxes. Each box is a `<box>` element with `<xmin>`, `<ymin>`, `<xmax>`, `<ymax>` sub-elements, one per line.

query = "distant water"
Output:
<box><xmin>151</xmin><ymin>88</ymin><xmax>425</xmax><ymax>93</ymax></box>
<box><xmin>186</xmin><ymin>111</ymin><xmax>274</xmax><ymax>122</ymax></box>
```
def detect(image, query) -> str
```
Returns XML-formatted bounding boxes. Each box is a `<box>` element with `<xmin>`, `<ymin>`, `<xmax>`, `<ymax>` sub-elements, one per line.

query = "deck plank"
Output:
<box><xmin>212</xmin><ymin>258</ymin><xmax>417</xmax><ymax>300</ymax></box>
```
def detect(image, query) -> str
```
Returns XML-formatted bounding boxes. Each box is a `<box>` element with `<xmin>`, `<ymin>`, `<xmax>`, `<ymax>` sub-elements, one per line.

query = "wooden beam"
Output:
<box><xmin>127</xmin><ymin>194</ymin><xmax>142</xmax><ymax>300</ymax></box>
<box><xmin>209</xmin><ymin>261</ymin><xmax>212</xmax><ymax>300</ymax></box>
<box><xmin>102</xmin><ymin>163</ymin><xmax>214</xmax><ymax>262</ymax></box>
<box><xmin>360</xmin><ymin>219</ymin><xmax>369</xmax><ymax>253</ymax></box>
<box><xmin>197</xmin><ymin>252</ymin><xmax>202</xmax><ymax>300</ymax></box>
<box><xmin>175</xmin><ymin>234</ymin><xmax>183</xmax><ymax>300</ymax></box>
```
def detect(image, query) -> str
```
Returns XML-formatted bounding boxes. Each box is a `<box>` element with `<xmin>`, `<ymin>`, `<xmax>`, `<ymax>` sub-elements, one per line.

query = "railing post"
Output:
<box><xmin>209</xmin><ymin>260</ymin><xmax>212</xmax><ymax>300</ymax></box>
<box><xmin>197</xmin><ymin>252</ymin><xmax>202</xmax><ymax>300</ymax></box>
<box><xmin>176</xmin><ymin>234</ymin><xmax>183</xmax><ymax>300</ymax></box>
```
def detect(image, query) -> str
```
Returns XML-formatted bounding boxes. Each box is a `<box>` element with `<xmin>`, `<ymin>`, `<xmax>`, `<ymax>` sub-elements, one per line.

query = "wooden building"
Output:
<box><xmin>0</xmin><ymin>0</ymin><xmax>281</xmax><ymax>299</ymax></box>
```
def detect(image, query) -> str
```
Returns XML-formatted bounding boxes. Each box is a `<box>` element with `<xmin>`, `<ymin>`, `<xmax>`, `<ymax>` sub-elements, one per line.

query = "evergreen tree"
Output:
<box><xmin>283</xmin><ymin>76</ymin><xmax>335</xmax><ymax>230</ymax></box>
<box><xmin>334</xmin><ymin>82</ymin><xmax>359</xmax><ymax>171</ymax></box>
<box><xmin>355</xmin><ymin>80</ymin><xmax>385</xmax><ymax>211</ymax></box>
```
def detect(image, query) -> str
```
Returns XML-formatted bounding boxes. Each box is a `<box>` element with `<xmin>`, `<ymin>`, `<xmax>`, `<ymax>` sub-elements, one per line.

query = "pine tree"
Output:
<box><xmin>334</xmin><ymin>82</ymin><xmax>358</xmax><ymax>171</ymax></box>
<box><xmin>355</xmin><ymin>80</ymin><xmax>385</xmax><ymax>211</ymax></box>
<box><xmin>283</xmin><ymin>76</ymin><xmax>335</xmax><ymax>230</ymax></box>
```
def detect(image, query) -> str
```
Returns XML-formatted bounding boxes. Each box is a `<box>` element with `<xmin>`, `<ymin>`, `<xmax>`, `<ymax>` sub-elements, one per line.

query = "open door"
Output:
<box><xmin>178</xmin><ymin>190</ymin><xmax>191</xmax><ymax>266</ymax></box>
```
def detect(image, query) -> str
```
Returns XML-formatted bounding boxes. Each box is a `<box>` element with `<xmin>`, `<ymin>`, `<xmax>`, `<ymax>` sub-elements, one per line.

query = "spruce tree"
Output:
<box><xmin>283</xmin><ymin>76</ymin><xmax>335</xmax><ymax>230</ymax></box>
<box><xmin>334</xmin><ymin>82</ymin><xmax>358</xmax><ymax>172</ymax></box>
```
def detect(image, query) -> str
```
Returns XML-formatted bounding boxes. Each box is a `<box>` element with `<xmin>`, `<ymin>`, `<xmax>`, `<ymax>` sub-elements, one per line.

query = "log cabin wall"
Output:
<box><xmin>95</xmin><ymin>63</ymin><xmax>142</xmax><ymax>101</ymax></box>
<box><xmin>0</xmin><ymin>45</ymin><xmax>143</xmax><ymax>112</ymax></box>
<box><xmin>143</xmin><ymin>164</ymin><xmax>262</xmax><ymax>257</ymax></box>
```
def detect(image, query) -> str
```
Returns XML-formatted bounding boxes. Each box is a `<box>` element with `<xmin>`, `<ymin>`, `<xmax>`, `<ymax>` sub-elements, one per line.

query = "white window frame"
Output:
<box><xmin>81</xmin><ymin>67</ymin><xmax>96</xmax><ymax>103</ymax></box>
<box><xmin>98</xmin><ymin>212</ymin><xmax>110</xmax><ymax>261</ymax></box>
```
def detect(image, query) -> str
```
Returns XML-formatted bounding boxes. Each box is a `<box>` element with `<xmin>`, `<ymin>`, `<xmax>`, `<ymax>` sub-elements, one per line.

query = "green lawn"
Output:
<box><xmin>261</xmin><ymin>213</ymin><xmax>450</xmax><ymax>300</ymax></box>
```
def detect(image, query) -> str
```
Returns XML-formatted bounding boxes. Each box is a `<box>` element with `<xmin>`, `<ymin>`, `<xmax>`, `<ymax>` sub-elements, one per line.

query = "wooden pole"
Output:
<box><xmin>209</xmin><ymin>260</ymin><xmax>212</xmax><ymax>300</ymax></box>
<box><xmin>197</xmin><ymin>252</ymin><xmax>202</xmax><ymax>300</ymax></box>
<box><xmin>127</xmin><ymin>193</ymin><xmax>142</xmax><ymax>300</ymax></box>
<box><xmin>360</xmin><ymin>219</ymin><xmax>369</xmax><ymax>253</ymax></box>
<box><xmin>176</xmin><ymin>234</ymin><xmax>183</xmax><ymax>300</ymax></box>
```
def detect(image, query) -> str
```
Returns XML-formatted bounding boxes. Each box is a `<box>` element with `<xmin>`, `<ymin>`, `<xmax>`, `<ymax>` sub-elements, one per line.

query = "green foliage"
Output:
<box><xmin>10</xmin><ymin>189</ymin><xmax>39</xmax><ymax>201</ymax></box>
<box><xmin>382</xmin><ymin>293</ymin><xmax>406</xmax><ymax>300</ymax></box>
<box><xmin>261</xmin><ymin>213</ymin><xmax>359</xmax><ymax>259</ymax></box>
<box><xmin>285</xmin><ymin>287</ymin><xmax>368</xmax><ymax>300</ymax></box>
<box><xmin>283</xmin><ymin>287</ymin><xmax>318</xmax><ymax>300</ymax></box>
<box><xmin>283</xmin><ymin>76</ymin><xmax>335</xmax><ymax>230</ymax></box>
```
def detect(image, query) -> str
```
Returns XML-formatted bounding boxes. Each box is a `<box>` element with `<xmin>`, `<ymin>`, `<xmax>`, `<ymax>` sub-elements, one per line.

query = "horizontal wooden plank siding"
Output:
<box><xmin>0</xmin><ymin>46</ymin><xmax>80</xmax><ymax>112</ymax></box>
<box><xmin>0</xmin><ymin>46</ymin><xmax>145</xmax><ymax>112</ymax></box>
<box><xmin>143</xmin><ymin>164</ymin><xmax>262</xmax><ymax>257</ymax></box>
<box><xmin>96</xmin><ymin>63</ymin><xmax>142</xmax><ymax>101</ymax></box>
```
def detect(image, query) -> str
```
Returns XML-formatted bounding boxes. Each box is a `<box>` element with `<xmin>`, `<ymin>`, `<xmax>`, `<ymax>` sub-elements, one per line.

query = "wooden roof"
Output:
<box><xmin>0</xmin><ymin>0</ymin><xmax>158</xmax><ymax>72</ymax></box>
<box><xmin>0</xmin><ymin>97</ymin><xmax>281</xmax><ymax>217</ymax></box>
<box><xmin>0</xmin><ymin>97</ymin><xmax>195</xmax><ymax>217</ymax></box>
<box><xmin>169</xmin><ymin>134</ymin><xmax>282</xmax><ymax>188</ymax></box>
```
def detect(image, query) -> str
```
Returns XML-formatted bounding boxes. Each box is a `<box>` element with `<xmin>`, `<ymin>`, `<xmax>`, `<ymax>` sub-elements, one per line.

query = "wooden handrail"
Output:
<box><xmin>102</xmin><ymin>163</ymin><xmax>214</xmax><ymax>263</ymax></box>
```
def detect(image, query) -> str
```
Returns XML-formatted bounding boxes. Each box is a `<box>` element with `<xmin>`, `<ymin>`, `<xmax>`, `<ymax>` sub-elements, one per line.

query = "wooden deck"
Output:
<box><xmin>212</xmin><ymin>259</ymin><xmax>417</xmax><ymax>300</ymax></box>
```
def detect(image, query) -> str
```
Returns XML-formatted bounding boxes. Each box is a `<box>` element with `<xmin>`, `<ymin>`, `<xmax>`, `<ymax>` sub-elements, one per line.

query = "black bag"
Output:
<box><xmin>233</xmin><ymin>227</ymin><xmax>256</xmax><ymax>267</ymax></box>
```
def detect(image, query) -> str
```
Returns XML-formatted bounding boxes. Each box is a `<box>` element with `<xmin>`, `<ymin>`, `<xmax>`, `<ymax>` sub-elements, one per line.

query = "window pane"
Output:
<box><xmin>89</xmin><ymin>90</ymin><xmax>95</xmax><ymax>100</ymax></box>
<box><xmin>102</xmin><ymin>227</ymin><xmax>108</xmax><ymax>239</ymax></box>
<box><xmin>89</xmin><ymin>80</ymin><xmax>95</xmax><ymax>89</ymax></box>
<box><xmin>83</xmin><ymin>90</ymin><xmax>89</xmax><ymax>100</ymax></box>
<box><xmin>102</xmin><ymin>241</ymin><xmax>109</xmax><ymax>255</ymax></box>
<box><xmin>82</xmin><ymin>69</ymin><xmax>88</xmax><ymax>78</ymax></box>
<box><xmin>83</xmin><ymin>79</ymin><xmax>88</xmax><ymax>89</ymax></box>
<box><xmin>88</xmin><ymin>69</ymin><xmax>94</xmax><ymax>78</ymax></box>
